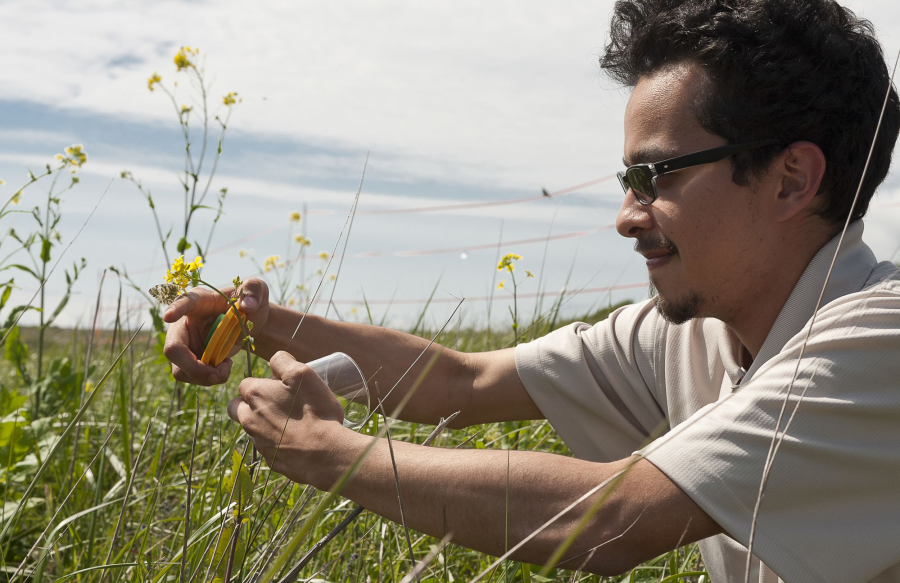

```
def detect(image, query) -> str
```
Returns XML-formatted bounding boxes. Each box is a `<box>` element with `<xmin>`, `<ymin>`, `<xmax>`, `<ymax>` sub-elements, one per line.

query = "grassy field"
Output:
<box><xmin>0</xmin><ymin>298</ymin><xmax>710</xmax><ymax>583</ymax></box>
<box><xmin>0</xmin><ymin>45</ymin><xmax>712</xmax><ymax>583</ymax></box>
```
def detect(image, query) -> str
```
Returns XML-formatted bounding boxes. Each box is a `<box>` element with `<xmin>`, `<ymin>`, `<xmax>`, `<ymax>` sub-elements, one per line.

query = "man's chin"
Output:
<box><xmin>653</xmin><ymin>287</ymin><xmax>704</xmax><ymax>325</ymax></box>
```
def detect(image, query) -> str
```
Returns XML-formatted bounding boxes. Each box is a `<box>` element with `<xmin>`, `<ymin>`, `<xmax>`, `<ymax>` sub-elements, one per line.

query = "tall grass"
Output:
<box><xmin>0</xmin><ymin>296</ymin><xmax>714</xmax><ymax>582</ymax></box>
<box><xmin>0</xmin><ymin>46</ymin><xmax>714</xmax><ymax>583</ymax></box>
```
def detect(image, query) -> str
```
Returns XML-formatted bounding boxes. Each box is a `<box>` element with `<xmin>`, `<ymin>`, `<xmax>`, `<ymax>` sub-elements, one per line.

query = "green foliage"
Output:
<box><xmin>0</xmin><ymin>309</ymin><xmax>709</xmax><ymax>583</ymax></box>
<box><xmin>31</xmin><ymin>357</ymin><xmax>84</xmax><ymax>416</ymax></box>
<box><xmin>3</xmin><ymin>325</ymin><xmax>30</xmax><ymax>382</ymax></box>
<box><xmin>223</xmin><ymin>448</ymin><xmax>254</xmax><ymax>513</ymax></box>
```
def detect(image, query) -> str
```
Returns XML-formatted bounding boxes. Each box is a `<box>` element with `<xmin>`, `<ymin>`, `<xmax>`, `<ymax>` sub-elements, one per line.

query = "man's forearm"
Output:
<box><xmin>252</xmin><ymin>303</ymin><xmax>474</xmax><ymax>426</ymax></box>
<box><xmin>304</xmin><ymin>427</ymin><xmax>719</xmax><ymax>575</ymax></box>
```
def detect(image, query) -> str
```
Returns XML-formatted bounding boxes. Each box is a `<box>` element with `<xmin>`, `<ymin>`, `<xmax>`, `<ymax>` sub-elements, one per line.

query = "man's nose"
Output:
<box><xmin>615</xmin><ymin>193</ymin><xmax>655</xmax><ymax>238</ymax></box>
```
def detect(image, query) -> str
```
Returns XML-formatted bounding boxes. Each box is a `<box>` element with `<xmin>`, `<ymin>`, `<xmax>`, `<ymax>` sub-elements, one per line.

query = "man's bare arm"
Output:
<box><xmin>310</xmin><ymin>436</ymin><xmax>720</xmax><ymax>575</ymax></box>
<box><xmin>253</xmin><ymin>303</ymin><xmax>544</xmax><ymax>427</ymax></box>
<box><xmin>232</xmin><ymin>352</ymin><xmax>721</xmax><ymax>576</ymax></box>
<box><xmin>163</xmin><ymin>281</ymin><xmax>543</xmax><ymax>427</ymax></box>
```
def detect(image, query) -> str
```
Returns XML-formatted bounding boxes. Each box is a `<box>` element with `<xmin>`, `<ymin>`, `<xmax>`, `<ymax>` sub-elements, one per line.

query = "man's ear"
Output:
<box><xmin>773</xmin><ymin>141</ymin><xmax>827</xmax><ymax>222</ymax></box>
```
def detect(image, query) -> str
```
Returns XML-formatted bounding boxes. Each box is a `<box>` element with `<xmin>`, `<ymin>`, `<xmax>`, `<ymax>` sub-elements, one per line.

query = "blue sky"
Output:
<box><xmin>1</xmin><ymin>0</ymin><xmax>899</xmax><ymax>329</ymax></box>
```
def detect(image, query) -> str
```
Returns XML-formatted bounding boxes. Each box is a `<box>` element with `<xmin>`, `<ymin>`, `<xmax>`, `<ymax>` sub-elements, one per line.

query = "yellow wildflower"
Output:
<box><xmin>174</xmin><ymin>46</ymin><xmax>198</xmax><ymax>71</ymax></box>
<box><xmin>84</xmin><ymin>381</ymin><xmax>95</xmax><ymax>393</ymax></box>
<box><xmin>147</xmin><ymin>72</ymin><xmax>162</xmax><ymax>91</ymax></box>
<box><xmin>181</xmin><ymin>104</ymin><xmax>192</xmax><ymax>114</ymax></box>
<box><xmin>497</xmin><ymin>280</ymin><xmax>505</xmax><ymax>290</ymax></box>
<box><xmin>328</xmin><ymin>274</ymin><xmax>336</xmax><ymax>281</ymax></box>
<box><xmin>238</xmin><ymin>249</ymin><xmax>248</xmax><ymax>258</ymax></box>
<box><xmin>11</xmin><ymin>191</ymin><xmax>20</xmax><ymax>205</ymax></box>
<box><xmin>223</xmin><ymin>91</ymin><xmax>239</xmax><ymax>106</ymax></box>
<box><xmin>58</xmin><ymin>144</ymin><xmax>88</xmax><ymax>168</ymax></box>
<box><xmin>497</xmin><ymin>253</ymin><xmax>522</xmax><ymax>273</ymax></box>
<box><xmin>289</xmin><ymin>211</ymin><xmax>301</xmax><ymax>223</ymax></box>
<box><xmin>525</xmin><ymin>270</ymin><xmax>535</xmax><ymax>278</ymax></box>
<box><xmin>164</xmin><ymin>255</ymin><xmax>203</xmax><ymax>294</ymax></box>
<box><xmin>318</xmin><ymin>251</ymin><xmax>329</xmax><ymax>260</ymax></box>
<box><xmin>294</xmin><ymin>235</ymin><xmax>311</xmax><ymax>247</ymax></box>
<box><xmin>350</xmin><ymin>307</ymin><xmax>358</xmax><ymax>315</ymax></box>
<box><xmin>287</xmin><ymin>298</ymin><xmax>297</xmax><ymax>307</ymax></box>
<box><xmin>263</xmin><ymin>255</ymin><xmax>280</xmax><ymax>272</ymax></box>
<box><xmin>0</xmin><ymin>179</ymin><xmax>5</xmax><ymax>186</ymax></box>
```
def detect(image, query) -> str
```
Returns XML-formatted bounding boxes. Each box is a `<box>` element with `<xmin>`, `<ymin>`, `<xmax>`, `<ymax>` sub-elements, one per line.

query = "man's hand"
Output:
<box><xmin>227</xmin><ymin>351</ymin><xmax>346</xmax><ymax>484</ymax></box>
<box><xmin>163</xmin><ymin>277</ymin><xmax>270</xmax><ymax>385</ymax></box>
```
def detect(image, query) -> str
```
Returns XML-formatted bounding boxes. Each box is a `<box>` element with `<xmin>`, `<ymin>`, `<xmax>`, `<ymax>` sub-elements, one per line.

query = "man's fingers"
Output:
<box><xmin>227</xmin><ymin>397</ymin><xmax>250</xmax><ymax>423</ymax></box>
<box><xmin>163</xmin><ymin>286</ymin><xmax>232</xmax><ymax>323</ymax></box>
<box><xmin>269</xmin><ymin>351</ymin><xmax>309</xmax><ymax>387</ymax></box>
<box><xmin>165</xmin><ymin>340</ymin><xmax>222</xmax><ymax>385</ymax></box>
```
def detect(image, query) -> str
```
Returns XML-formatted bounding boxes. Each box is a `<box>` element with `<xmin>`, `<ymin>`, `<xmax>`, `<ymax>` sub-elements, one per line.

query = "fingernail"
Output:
<box><xmin>207</xmin><ymin>372</ymin><xmax>220</xmax><ymax>384</ymax></box>
<box><xmin>241</xmin><ymin>296</ymin><xmax>258</xmax><ymax>310</ymax></box>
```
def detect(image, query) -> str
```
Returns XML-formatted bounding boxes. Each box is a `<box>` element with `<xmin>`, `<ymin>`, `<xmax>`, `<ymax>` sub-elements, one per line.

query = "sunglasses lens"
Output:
<box><xmin>625</xmin><ymin>167</ymin><xmax>655</xmax><ymax>204</ymax></box>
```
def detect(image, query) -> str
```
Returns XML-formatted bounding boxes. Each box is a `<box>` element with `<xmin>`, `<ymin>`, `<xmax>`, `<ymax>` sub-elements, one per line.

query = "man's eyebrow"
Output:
<box><xmin>623</xmin><ymin>146</ymin><xmax>680</xmax><ymax>167</ymax></box>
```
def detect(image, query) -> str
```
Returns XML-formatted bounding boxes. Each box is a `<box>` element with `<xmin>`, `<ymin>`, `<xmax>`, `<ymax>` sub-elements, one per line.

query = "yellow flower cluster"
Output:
<box><xmin>238</xmin><ymin>249</ymin><xmax>249</xmax><ymax>258</ymax></box>
<box><xmin>294</xmin><ymin>234</ymin><xmax>311</xmax><ymax>247</ymax></box>
<box><xmin>263</xmin><ymin>255</ymin><xmax>281</xmax><ymax>272</ymax></box>
<box><xmin>497</xmin><ymin>280</ymin><xmax>505</xmax><ymax>290</ymax></box>
<box><xmin>174</xmin><ymin>46</ymin><xmax>199</xmax><ymax>71</ymax></box>
<box><xmin>223</xmin><ymin>91</ymin><xmax>239</xmax><ymax>106</ymax></box>
<box><xmin>289</xmin><ymin>211</ymin><xmax>301</xmax><ymax>223</ymax></box>
<box><xmin>55</xmin><ymin>144</ymin><xmax>88</xmax><ymax>168</ymax></box>
<box><xmin>497</xmin><ymin>253</ymin><xmax>522</xmax><ymax>273</ymax></box>
<box><xmin>164</xmin><ymin>255</ymin><xmax>203</xmax><ymax>294</ymax></box>
<box><xmin>147</xmin><ymin>72</ymin><xmax>162</xmax><ymax>92</ymax></box>
<box><xmin>318</xmin><ymin>251</ymin><xmax>329</xmax><ymax>260</ymax></box>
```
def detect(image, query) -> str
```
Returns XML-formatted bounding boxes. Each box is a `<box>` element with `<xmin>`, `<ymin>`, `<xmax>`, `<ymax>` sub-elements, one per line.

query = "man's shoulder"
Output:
<box><xmin>823</xmin><ymin>260</ymin><xmax>900</xmax><ymax>315</ymax></box>
<box><xmin>863</xmin><ymin>260</ymin><xmax>900</xmax><ymax>293</ymax></box>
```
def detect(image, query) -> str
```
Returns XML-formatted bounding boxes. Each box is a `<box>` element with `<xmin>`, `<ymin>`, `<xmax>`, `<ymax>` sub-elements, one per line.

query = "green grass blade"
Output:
<box><xmin>0</xmin><ymin>324</ymin><xmax>145</xmax><ymax>545</ymax></box>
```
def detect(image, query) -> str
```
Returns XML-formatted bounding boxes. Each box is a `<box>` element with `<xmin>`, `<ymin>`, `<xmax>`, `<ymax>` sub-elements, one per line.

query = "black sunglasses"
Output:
<box><xmin>617</xmin><ymin>139</ymin><xmax>781</xmax><ymax>205</ymax></box>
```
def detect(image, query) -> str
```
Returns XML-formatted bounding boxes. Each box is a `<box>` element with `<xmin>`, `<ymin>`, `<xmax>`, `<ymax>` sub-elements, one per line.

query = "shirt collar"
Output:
<box><xmin>723</xmin><ymin>220</ymin><xmax>877</xmax><ymax>386</ymax></box>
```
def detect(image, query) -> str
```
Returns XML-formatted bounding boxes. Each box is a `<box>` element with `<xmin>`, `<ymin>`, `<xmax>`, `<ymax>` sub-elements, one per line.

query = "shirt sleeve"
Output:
<box><xmin>643</xmin><ymin>281</ymin><xmax>900</xmax><ymax>583</ymax></box>
<box><xmin>515</xmin><ymin>299</ymin><xmax>668</xmax><ymax>462</ymax></box>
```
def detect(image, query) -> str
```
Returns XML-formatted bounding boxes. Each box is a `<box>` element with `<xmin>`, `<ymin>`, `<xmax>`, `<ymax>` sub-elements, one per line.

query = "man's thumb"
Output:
<box><xmin>238</xmin><ymin>277</ymin><xmax>268</xmax><ymax>314</ymax></box>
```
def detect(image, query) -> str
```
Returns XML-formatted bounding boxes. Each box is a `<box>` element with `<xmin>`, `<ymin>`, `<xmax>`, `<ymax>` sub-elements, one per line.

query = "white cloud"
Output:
<box><xmin>0</xmin><ymin>1</ymin><xmax>626</xmax><ymax>193</ymax></box>
<box><xmin>1</xmin><ymin>0</ymin><xmax>898</xmax><ymax>328</ymax></box>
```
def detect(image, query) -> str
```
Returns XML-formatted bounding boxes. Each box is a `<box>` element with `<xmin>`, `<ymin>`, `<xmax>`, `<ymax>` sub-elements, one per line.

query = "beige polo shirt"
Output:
<box><xmin>515</xmin><ymin>221</ymin><xmax>900</xmax><ymax>583</ymax></box>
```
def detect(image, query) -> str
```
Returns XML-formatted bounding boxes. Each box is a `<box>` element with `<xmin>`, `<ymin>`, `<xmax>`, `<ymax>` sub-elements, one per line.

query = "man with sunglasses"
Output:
<box><xmin>163</xmin><ymin>0</ymin><xmax>900</xmax><ymax>580</ymax></box>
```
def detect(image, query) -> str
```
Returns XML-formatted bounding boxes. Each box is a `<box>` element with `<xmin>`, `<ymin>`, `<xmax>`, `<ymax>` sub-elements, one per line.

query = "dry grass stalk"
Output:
<box><xmin>179</xmin><ymin>396</ymin><xmax>201</xmax><ymax>583</ymax></box>
<box><xmin>374</xmin><ymin>381</ymin><xmax>419</xmax><ymax>582</ymax></box>
<box><xmin>100</xmin><ymin>412</ymin><xmax>156</xmax><ymax>583</ymax></box>
<box><xmin>286</xmin><ymin>155</ymin><xmax>368</xmax><ymax>352</ymax></box>
<box><xmin>744</xmin><ymin>49</ymin><xmax>900</xmax><ymax>583</ymax></box>
<box><xmin>11</xmin><ymin>430</ymin><xmax>116</xmax><ymax>582</ymax></box>
<box><xmin>398</xmin><ymin>532</ymin><xmax>453</xmax><ymax>583</ymax></box>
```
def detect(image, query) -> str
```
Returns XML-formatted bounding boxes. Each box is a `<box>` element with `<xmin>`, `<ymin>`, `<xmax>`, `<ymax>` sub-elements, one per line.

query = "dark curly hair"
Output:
<box><xmin>601</xmin><ymin>0</ymin><xmax>900</xmax><ymax>224</ymax></box>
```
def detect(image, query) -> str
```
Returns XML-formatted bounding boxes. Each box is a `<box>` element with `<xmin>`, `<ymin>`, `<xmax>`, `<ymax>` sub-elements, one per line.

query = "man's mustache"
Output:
<box><xmin>635</xmin><ymin>234</ymin><xmax>678</xmax><ymax>255</ymax></box>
